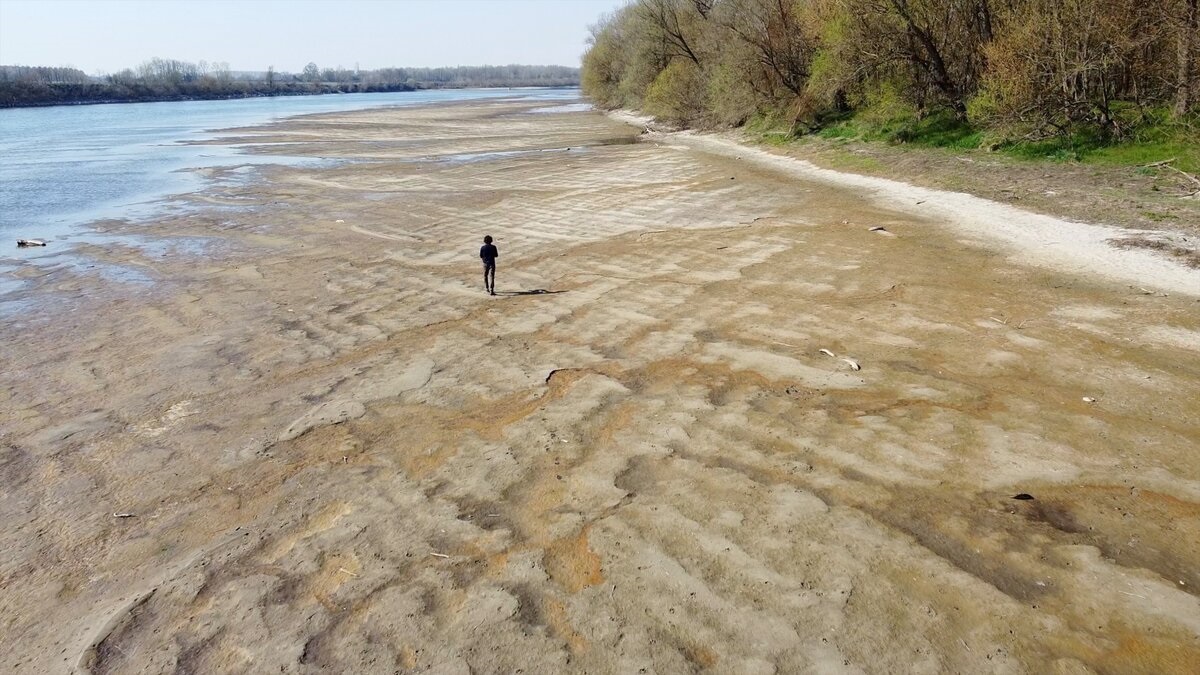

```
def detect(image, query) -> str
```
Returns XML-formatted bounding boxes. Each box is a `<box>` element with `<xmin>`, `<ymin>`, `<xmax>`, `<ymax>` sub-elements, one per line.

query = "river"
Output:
<box><xmin>0</xmin><ymin>87</ymin><xmax>580</xmax><ymax>250</ymax></box>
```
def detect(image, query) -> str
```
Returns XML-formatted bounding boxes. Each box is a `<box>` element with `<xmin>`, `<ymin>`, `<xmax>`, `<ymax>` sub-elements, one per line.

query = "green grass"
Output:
<box><xmin>743</xmin><ymin>111</ymin><xmax>793</xmax><ymax>138</ymax></box>
<box><xmin>757</xmin><ymin>131</ymin><xmax>796</xmax><ymax>147</ymax></box>
<box><xmin>993</xmin><ymin>128</ymin><xmax>1199</xmax><ymax>173</ymax></box>
<box><xmin>1084</xmin><ymin>141</ymin><xmax>1199</xmax><ymax>173</ymax></box>
<box><xmin>814</xmin><ymin>111</ymin><xmax>982</xmax><ymax>150</ymax></box>
<box><xmin>1142</xmin><ymin>210</ymin><xmax>1176</xmax><ymax>222</ymax></box>
<box><xmin>752</xmin><ymin>105</ymin><xmax>1199</xmax><ymax>174</ymax></box>
<box><xmin>815</xmin><ymin>120</ymin><xmax>858</xmax><ymax>140</ymax></box>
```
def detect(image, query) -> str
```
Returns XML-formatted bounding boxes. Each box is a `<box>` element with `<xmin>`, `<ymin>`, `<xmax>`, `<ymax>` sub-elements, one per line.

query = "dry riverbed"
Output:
<box><xmin>1</xmin><ymin>100</ymin><xmax>1198</xmax><ymax>674</ymax></box>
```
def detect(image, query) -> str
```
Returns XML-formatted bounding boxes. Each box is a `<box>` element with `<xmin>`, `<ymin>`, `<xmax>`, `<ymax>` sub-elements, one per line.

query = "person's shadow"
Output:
<box><xmin>496</xmin><ymin>289</ymin><xmax>567</xmax><ymax>297</ymax></box>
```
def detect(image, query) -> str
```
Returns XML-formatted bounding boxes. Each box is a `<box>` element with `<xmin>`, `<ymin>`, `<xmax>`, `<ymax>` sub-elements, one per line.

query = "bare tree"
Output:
<box><xmin>717</xmin><ymin>0</ymin><xmax>813</xmax><ymax>98</ymax></box>
<box><xmin>640</xmin><ymin>0</ymin><xmax>705</xmax><ymax>65</ymax></box>
<box><xmin>883</xmin><ymin>0</ymin><xmax>977</xmax><ymax>119</ymax></box>
<box><xmin>1175</xmin><ymin>0</ymin><xmax>1198</xmax><ymax>118</ymax></box>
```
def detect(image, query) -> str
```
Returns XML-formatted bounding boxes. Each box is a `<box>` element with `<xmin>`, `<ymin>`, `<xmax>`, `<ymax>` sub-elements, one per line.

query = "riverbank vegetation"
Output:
<box><xmin>0</xmin><ymin>60</ymin><xmax>579</xmax><ymax>107</ymax></box>
<box><xmin>582</xmin><ymin>0</ymin><xmax>1199</xmax><ymax>170</ymax></box>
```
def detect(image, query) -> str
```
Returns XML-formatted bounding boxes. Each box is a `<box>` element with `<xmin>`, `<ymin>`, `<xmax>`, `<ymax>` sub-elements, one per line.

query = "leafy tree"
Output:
<box><xmin>581</xmin><ymin>0</ymin><xmax>1197</xmax><ymax>141</ymax></box>
<box><xmin>645</xmin><ymin>59</ymin><xmax>705</xmax><ymax>123</ymax></box>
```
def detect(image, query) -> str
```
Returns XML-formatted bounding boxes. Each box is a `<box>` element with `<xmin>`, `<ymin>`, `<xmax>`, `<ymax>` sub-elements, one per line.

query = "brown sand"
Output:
<box><xmin>1</xmin><ymin>100</ymin><xmax>1198</xmax><ymax>674</ymax></box>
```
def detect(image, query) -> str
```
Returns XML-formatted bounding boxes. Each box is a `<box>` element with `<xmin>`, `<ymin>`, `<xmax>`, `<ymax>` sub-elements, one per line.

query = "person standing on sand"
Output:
<box><xmin>480</xmin><ymin>235</ymin><xmax>498</xmax><ymax>295</ymax></box>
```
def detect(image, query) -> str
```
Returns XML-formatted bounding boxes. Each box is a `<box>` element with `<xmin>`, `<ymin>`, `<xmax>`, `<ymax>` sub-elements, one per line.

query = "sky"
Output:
<box><xmin>0</xmin><ymin>0</ymin><xmax>627</xmax><ymax>74</ymax></box>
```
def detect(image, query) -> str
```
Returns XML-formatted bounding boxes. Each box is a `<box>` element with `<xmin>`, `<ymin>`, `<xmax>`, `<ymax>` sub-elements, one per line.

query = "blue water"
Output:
<box><xmin>0</xmin><ymin>87</ymin><xmax>579</xmax><ymax>249</ymax></box>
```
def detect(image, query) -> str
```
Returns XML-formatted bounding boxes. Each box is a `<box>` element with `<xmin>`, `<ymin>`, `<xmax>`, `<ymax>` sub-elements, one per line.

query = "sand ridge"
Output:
<box><xmin>0</xmin><ymin>100</ymin><xmax>1198</xmax><ymax>673</ymax></box>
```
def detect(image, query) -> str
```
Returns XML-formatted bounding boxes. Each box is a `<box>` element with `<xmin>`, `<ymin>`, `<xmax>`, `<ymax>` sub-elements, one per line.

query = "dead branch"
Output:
<box><xmin>1162</xmin><ymin>163</ymin><xmax>1200</xmax><ymax>188</ymax></box>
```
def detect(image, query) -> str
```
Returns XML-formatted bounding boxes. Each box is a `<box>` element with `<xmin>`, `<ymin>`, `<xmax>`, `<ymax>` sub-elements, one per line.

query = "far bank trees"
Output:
<box><xmin>0</xmin><ymin>59</ymin><xmax>580</xmax><ymax>108</ymax></box>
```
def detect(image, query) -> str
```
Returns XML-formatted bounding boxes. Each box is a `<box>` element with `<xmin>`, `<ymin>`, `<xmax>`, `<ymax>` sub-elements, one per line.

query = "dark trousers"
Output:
<box><xmin>483</xmin><ymin>262</ymin><xmax>495</xmax><ymax>292</ymax></box>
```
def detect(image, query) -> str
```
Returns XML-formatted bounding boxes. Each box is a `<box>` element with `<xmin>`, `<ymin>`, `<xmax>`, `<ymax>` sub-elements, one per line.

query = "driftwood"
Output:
<box><xmin>819</xmin><ymin>348</ymin><xmax>862</xmax><ymax>371</ymax></box>
<box><xmin>1163</xmin><ymin>163</ymin><xmax>1200</xmax><ymax>188</ymax></box>
<box><xmin>1139</xmin><ymin>158</ymin><xmax>1177</xmax><ymax>168</ymax></box>
<box><xmin>1140</xmin><ymin>158</ymin><xmax>1200</xmax><ymax>195</ymax></box>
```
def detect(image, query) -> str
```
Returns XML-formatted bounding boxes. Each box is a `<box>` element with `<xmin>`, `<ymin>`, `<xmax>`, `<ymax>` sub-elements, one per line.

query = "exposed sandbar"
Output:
<box><xmin>2</xmin><ymin>100</ymin><xmax>1198</xmax><ymax>674</ymax></box>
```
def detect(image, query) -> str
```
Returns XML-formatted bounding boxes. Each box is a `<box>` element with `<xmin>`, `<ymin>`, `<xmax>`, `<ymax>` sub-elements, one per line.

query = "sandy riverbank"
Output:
<box><xmin>2</xmin><ymin>100</ymin><xmax>1198</xmax><ymax>673</ymax></box>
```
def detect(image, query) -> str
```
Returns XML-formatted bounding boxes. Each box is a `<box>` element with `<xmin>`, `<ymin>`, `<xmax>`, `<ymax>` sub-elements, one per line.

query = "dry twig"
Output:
<box><xmin>1163</xmin><ymin>163</ymin><xmax>1200</xmax><ymax>188</ymax></box>
<box><xmin>1139</xmin><ymin>158</ymin><xmax>1176</xmax><ymax>168</ymax></box>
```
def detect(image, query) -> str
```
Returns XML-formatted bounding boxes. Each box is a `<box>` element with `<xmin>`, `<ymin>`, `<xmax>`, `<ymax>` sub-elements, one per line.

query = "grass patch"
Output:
<box><xmin>747</xmin><ymin>104</ymin><xmax>1199</xmax><ymax>178</ymax></box>
<box><xmin>997</xmin><ymin>136</ymin><xmax>1091</xmax><ymax>162</ymax></box>
<box><xmin>1142</xmin><ymin>210</ymin><xmax>1176</xmax><ymax>222</ymax></box>
<box><xmin>1084</xmin><ymin>141</ymin><xmax>1200</xmax><ymax>173</ymax></box>
<box><xmin>757</xmin><ymin>131</ymin><xmax>796</xmax><ymax>147</ymax></box>
<box><xmin>958</xmin><ymin>108</ymin><xmax>1197</xmax><ymax>172</ymax></box>
<box><xmin>894</xmin><ymin>114</ymin><xmax>983</xmax><ymax>149</ymax></box>
<box><xmin>815</xmin><ymin>111</ymin><xmax>982</xmax><ymax>149</ymax></box>
<box><xmin>986</xmin><ymin>125</ymin><xmax>1199</xmax><ymax>171</ymax></box>
<box><xmin>816</xmin><ymin>123</ymin><xmax>856</xmax><ymax>140</ymax></box>
<box><xmin>743</xmin><ymin>111</ymin><xmax>795</xmax><ymax>141</ymax></box>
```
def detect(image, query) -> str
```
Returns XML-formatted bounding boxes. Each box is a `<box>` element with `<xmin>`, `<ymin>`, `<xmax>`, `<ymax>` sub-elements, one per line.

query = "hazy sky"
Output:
<box><xmin>0</xmin><ymin>0</ymin><xmax>627</xmax><ymax>74</ymax></box>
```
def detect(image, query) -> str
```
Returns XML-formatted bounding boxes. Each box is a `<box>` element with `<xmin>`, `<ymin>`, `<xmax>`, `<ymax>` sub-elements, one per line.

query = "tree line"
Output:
<box><xmin>0</xmin><ymin>59</ymin><xmax>579</xmax><ymax>108</ymax></box>
<box><xmin>581</xmin><ymin>0</ymin><xmax>1198</xmax><ymax>143</ymax></box>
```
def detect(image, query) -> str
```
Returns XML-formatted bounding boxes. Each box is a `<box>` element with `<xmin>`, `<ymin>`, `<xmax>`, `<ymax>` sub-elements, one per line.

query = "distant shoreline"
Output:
<box><xmin>0</xmin><ymin>81</ymin><xmax>580</xmax><ymax>110</ymax></box>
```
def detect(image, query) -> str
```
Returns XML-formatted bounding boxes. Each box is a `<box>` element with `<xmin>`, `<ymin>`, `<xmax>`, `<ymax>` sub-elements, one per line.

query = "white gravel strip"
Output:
<box><xmin>609</xmin><ymin>110</ymin><xmax>1199</xmax><ymax>297</ymax></box>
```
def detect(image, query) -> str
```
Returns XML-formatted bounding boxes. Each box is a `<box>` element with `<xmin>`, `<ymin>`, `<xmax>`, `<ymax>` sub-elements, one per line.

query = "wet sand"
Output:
<box><xmin>2</xmin><ymin>100</ymin><xmax>1198</xmax><ymax>674</ymax></box>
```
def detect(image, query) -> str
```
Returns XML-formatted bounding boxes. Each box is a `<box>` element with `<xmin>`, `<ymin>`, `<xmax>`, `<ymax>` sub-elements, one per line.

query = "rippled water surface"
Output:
<box><xmin>0</xmin><ymin>88</ymin><xmax>579</xmax><ymax>248</ymax></box>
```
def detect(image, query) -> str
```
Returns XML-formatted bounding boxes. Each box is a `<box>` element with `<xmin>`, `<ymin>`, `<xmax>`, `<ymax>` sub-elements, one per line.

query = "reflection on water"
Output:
<box><xmin>0</xmin><ymin>263</ymin><xmax>23</xmax><ymax>296</ymax></box>
<box><xmin>22</xmin><ymin>250</ymin><xmax>155</xmax><ymax>285</ymax></box>
<box><xmin>0</xmin><ymin>87</ymin><xmax>582</xmax><ymax>311</ymax></box>
<box><xmin>0</xmin><ymin>88</ymin><xmax>580</xmax><ymax>247</ymax></box>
